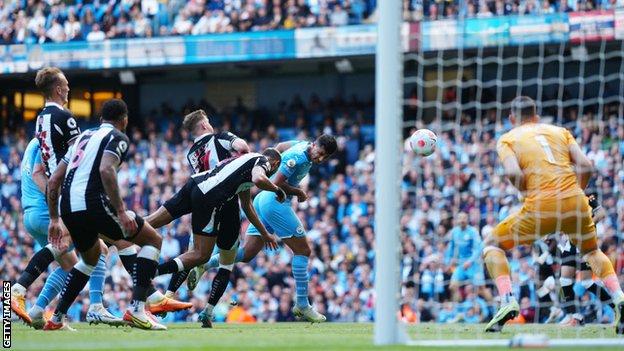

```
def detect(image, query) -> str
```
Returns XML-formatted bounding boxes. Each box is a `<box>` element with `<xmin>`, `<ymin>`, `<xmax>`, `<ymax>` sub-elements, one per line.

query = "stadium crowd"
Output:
<box><xmin>0</xmin><ymin>0</ymin><xmax>376</xmax><ymax>44</ymax></box>
<box><xmin>405</xmin><ymin>0</ymin><xmax>624</xmax><ymax>21</ymax></box>
<box><xmin>1</xmin><ymin>95</ymin><xmax>623</xmax><ymax>324</ymax></box>
<box><xmin>1</xmin><ymin>0</ymin><xmax>620</xmax><ymax>44</ymax></box>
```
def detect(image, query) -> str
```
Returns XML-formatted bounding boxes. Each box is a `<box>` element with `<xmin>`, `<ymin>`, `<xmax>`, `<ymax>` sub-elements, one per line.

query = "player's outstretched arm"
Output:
<box><xmin>251</xmin><ymin>166</ymin><xmax>286</xmax><ymax>202</ymax></box>
<box><xmin>47</xmin><ymin>160</ymin><xmax>68</xmax><ymax>248</ymax></box>
<box><xmin>275</xmin><ymin>141</ymin><xmax>296</xmax><ymax>153</ymax></box>
<box><xmin>569</xmin><ymin>142</ymin><xmax>594</xmax><ymax>190</ymax></box>
<box><xmin>100</xmin><ymin>153</ymin><xmax>136</xmax><ymax>234</ymax></box>
<box><xmin>239</xmin><ymin>190</ymin><xmax>278</xmax><ymax>250</ymax></box>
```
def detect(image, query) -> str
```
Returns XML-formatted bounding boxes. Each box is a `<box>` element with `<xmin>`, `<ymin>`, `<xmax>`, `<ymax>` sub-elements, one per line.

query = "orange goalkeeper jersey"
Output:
<box><xmin>496</xmin><ymin>123</ymin><xmax>584</xmax><ymax>203</ymax></box>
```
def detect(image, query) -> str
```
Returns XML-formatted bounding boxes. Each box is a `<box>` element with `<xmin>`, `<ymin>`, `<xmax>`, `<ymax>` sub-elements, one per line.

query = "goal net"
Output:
<box><xmin>375</xmin><ymin>2</ymin><xmax>624</xmax><ymax>347</ymax></box>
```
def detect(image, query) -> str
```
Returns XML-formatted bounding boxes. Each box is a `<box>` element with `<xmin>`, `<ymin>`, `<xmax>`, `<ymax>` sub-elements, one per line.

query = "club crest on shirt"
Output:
<box><xmin>286</xmin><ymin>159</ymin><xmax>296</xmax><ymax>168</ymax></box>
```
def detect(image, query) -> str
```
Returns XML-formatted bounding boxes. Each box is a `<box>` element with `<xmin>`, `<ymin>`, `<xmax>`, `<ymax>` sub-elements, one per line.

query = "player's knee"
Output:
<box><xmin>45</xmin><ymin>243</ymin><xmax>63</xmax><ymax>260</ymax></box>
<box><xmin>482</xmin><ymin>245</ymin><xmax>503</xmax><ymax>259</ymax></box>
<box><xmin>143</xmin><ymin>225</ymin><xmax>163</xmax><ymax>249</ymax></box>
<box><xmin>58</xmin><ymin>251</ymin><xmax>78</xmax><ymax>271</ymax></box>
<box><xmin>299</xmin><ymin>245</ymin><xmax>311</xmax><ymax>257</ymax></box>
<box><xmin>482</xmin><ymin>231</ymin><xmax>498</xmax><ymax>249</ymax></box>
<box><xmin>187</xmin><ymin>248</ymin><xmax>208</xmax><ymax>265</ymax></box>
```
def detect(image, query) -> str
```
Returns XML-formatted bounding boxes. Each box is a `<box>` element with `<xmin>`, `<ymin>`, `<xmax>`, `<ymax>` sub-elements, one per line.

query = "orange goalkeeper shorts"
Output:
<box><xmin>492</xmin><ymin>194</ymin><xmax>597</xmax><ymax>253</ymax></box>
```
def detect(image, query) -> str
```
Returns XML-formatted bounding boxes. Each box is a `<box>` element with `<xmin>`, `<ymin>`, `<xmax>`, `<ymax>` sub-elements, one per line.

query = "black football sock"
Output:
<box><xmin>208</xmin><ymin>268</ymin><xmax>232</xmax><ymax>307</ymax></box>
<box><xmin>167</xmin><ymin>270</ymin><xmax>190</xmax><ymax>293</ymax></box>
<box><xmin>119</xmin><ymin>252</ymin><xmax>137</xmax><ymax>285</ymax></box>
<box><xmin>537</xmin><ymin>294</ymin><xmax>552</xmax><ymax>323</ymax></box>
<box><xmin>560</xmin><ymin>283</ymin><xmax>578</xmax><ymax>316</ymax></box>
<box><xmin>157</xmin><ymin>259</ymin><xmax>182</xmax><ymax>276</ymax></box>
<box><xmin>17</xmin><ymin>247</ymin><xmax>55</xmax><ymax>288</ymax></box>
<box><xmin>55</xmin><ymin>266</ymin><xmax>92</xmax><ymax>316</ymax></box>
<box><xmin>133</xmin><ymin>257</ymin><xmax>158</xmax><ymax>303</ymax></box>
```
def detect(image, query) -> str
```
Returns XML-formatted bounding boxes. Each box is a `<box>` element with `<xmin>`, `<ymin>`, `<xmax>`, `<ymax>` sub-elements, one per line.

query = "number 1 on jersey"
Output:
<box><xmin>535</xmin><ymin>135</ymin><xmax>556</xmax><ymax>163</ymax></box>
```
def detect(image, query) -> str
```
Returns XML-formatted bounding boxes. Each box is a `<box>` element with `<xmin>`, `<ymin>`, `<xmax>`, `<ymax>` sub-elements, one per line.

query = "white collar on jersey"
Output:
<box><xmin>44</xmin><ymin>101</ymin><xmax>64</xmax><ymax>110</ymax></box>
<box><xmin>193</xmin><ymin>132</ymin><xmax>212</xmax><ymax>143</ymax></box>
<box><xmin>101</xmin><ymin>122</ymin><xmax>114</xmax><ymax>128</ymax></box>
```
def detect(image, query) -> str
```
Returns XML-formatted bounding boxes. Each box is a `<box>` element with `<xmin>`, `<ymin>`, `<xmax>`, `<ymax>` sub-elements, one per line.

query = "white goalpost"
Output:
<box><xmin>374</xmin><ymin>1</ymin><xmax>624</xmax><ymax>348</ymax></box>
<box><xmin>373</xmin><ymin>0</ymin><xmax>404</xmax><ymax>345</ymax></box>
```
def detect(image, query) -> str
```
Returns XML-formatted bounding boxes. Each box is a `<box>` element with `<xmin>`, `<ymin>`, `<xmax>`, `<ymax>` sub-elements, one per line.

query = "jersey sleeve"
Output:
<box><xmin>563</xmin><ymin>128</ymin><xmax>578</xmax><ymax>147</ymax></box>
<box><xmin>255</xmin><ymin>156</ymin><xmax>271</xmax><ymax>173</ymax></box>
<box><xmin>496</xmin><ymin>134</ymin><xmax>515</xmax><ymax>162</ymax></box>
<box><xmin>33</xmin><ymin>146</ymin><xmax>43</xmax><ymax>168</ymax></box>
<box><xmin>216</xmin><ymin>131</ymin><xmax>239</xmax><ymax>151</ymax></box>
<box><xmin>104</xmin><ymin>132</ymin><xmax>130</xmax><ymax>164</ymax></box>
<box><xmin>62</xmin><ymin>138</ymin><xmax>79</xmax><ymax>164</ymax></box>
<box><xmin>278</xmin><ymin>153</ymin><xmax>300</xmax><ymax>178</ymax></box>
<box><xmin>54</xmin><ymin>109</ymin><xmax>81</xmax><ymax>143</ymax></box>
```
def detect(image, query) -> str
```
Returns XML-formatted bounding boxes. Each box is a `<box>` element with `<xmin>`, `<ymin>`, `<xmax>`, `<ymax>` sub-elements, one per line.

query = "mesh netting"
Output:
<box><xmin>399</xmin><ymin>37</ymin><xmax>624</xmax><ymax>341</ymax></box>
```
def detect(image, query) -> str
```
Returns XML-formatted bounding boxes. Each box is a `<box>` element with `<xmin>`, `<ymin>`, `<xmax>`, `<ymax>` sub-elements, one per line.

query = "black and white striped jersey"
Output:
<box><xmin>186</xmin><ymin>131</ymin><xmax>239</xmax><ymax>173</ymax></box>
<box><xmin>191</xmin><ymin>153</ymin><xmax>270</xmax><ymax>204</ymax></box>
<box><xmin>533</xmin><ymin>240</ymin><xmax>555</xmax><ymax>266</ymax></box>
<box><xmin>59</xmin><ymin>123</ymin><xmax>129</xmax><ymax>215</ymax></box>
<box><xmin>35</xmin><ymin>102</ymin><xmax>81</xmax><ymax>177</ymax></box>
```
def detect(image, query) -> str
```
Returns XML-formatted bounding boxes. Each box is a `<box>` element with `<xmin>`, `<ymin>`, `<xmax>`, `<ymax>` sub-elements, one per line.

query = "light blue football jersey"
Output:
<box><xmin>277</xmin><ymin>141</ymin><xmax>312</xmax><ymax>186</ymax></box>
<box><xmin>21</xmin><ymin>138</ymin><xmax>47</xmax><ymax>212</ymax></box>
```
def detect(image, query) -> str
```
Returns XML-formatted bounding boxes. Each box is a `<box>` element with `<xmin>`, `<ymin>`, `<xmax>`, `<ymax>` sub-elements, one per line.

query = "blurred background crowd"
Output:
<box><xmin>1</xmin><ymin>0</ymin><xmax>621</xmax><ymax>44</ymax></box>
<box><xmin>1</xmin><ymin>92</ymin><xmax>623</xmax><ymax>324</ymax></box>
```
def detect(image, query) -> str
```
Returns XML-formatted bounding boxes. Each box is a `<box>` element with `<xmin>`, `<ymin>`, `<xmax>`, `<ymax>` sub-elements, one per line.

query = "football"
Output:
<box><xmin>409</xmin><ymin>129</ymin><xmax>437</xmax><ymax>156</ymax></box>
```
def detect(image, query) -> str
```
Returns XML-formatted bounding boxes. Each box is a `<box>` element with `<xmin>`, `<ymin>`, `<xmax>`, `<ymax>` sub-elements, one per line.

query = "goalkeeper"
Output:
<box><xmin>482</xmin><ymin>96</ymin><xmax>624</xmax><ymax>334</ymax></box>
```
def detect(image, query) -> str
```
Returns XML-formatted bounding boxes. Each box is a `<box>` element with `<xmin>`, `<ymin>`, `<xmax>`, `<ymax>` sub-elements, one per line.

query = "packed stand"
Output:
<box><xmin>0</xmin><ymin>0</ymin><xmax>376</xmax><ymax>44</ymax></box>
<box><xmin>1</xmin><ymin>96</ymin><xmax>623</xmax><ymax>324</ymax></box>
<box><xmin>404</xmin><ymin>0</ymin><xmax>623</xmax><ymax>21</ymax></box>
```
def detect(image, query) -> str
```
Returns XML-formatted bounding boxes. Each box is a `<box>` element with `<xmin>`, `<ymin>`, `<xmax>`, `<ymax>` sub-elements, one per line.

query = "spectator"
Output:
<box><xmin>86</xmin><ymin>24</ymin><xmax>105</xmax><ymax>42</ymax></box>
<box><xmin>64</xmin><ymin>12</ymin><xmax>81</xmax><ymax>41</ymax></box>
<box><xmin>173</xmin><ymin>10</ymin><xmax>193</xmax><ymax>35</ymax></box>
<box><xmin>329</xmin><ymin>5</ymin><xmax>349</xmax><ymax>27</ymax></box>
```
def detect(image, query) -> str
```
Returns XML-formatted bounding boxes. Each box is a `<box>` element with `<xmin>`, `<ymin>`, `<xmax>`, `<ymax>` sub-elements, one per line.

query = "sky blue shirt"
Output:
<box><xmin>444</xmin><ymin>225</ymin><xmax>482</xmax><ymax>265</ymax></box>
<box><xmin>21</xmin><ymin>138</ymin><xmax>47</xmax><ymax>212</ymax></box>
<box><xmin>277</xmin><ymin>141</ymin><xmax>313</xmax><ymax>187</ymax></box>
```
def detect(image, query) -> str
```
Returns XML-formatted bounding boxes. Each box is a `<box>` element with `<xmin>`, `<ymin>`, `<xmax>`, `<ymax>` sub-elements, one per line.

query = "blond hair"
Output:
<box><xmin>182</xmin><ymin>109</ymin><xmax>208</xmax><ymax>133</ymax></box>
<box><xmin>35</xmin><ymin>67</ymin><xmax>63</xmax><ymax>98</ymax></box>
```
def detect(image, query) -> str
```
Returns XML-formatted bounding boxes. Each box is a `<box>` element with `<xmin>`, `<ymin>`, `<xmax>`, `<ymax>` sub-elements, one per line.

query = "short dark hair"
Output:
<box><xmin>510</xmin><ymin>96</ymin><xmax>536</xmax><ymax>121</ymax></box>
<box><xmin>316</xmin><ymin>134</ymin><xmax>337</xmax><ymax>155</ymax></box>
<box><xmin>101</xmin><ymin>99</ymin><xmax>128</xmax><ymax>122</ymax></box>
<box><xmin>35</xmin><ymin>67</ymin><xmax>63</xmax><ymax>98</ymax></box>
<box><xmin>262</xmin><ymin>147</ymin><xmax>281</xmax><ymax>164</ymax></box>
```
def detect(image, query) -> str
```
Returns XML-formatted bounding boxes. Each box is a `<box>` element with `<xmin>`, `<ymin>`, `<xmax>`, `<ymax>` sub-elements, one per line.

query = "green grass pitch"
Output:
<box><xmin>9</xmin><ymin>322</ymin><xmax>624</xmax><ymax>351</ymax></box>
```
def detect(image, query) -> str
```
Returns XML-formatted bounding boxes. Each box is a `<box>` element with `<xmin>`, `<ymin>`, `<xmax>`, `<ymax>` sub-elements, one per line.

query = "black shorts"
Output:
<box><xmin>163</xmin><ymin>180</ymin><xmax>241</xmax><ymax>250</ymax></box>
<box><xmin>559</xmin><ymin>243</ymin><xmax>591</xmax><ymax>270</ymax></box>
<box><xmin>538</xmin><ymin>262</ymin><xmax>555</xmax><ymax>281</ymax></box>
<box><xmin>62</xmin><ymin>206</ymin><xmax>144</xmax><ymax>252</ymax></box>
<box><xmin>214</xmin><ymin>197</ymin><xmax>241</xmax><ymax>250</ymax></box>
